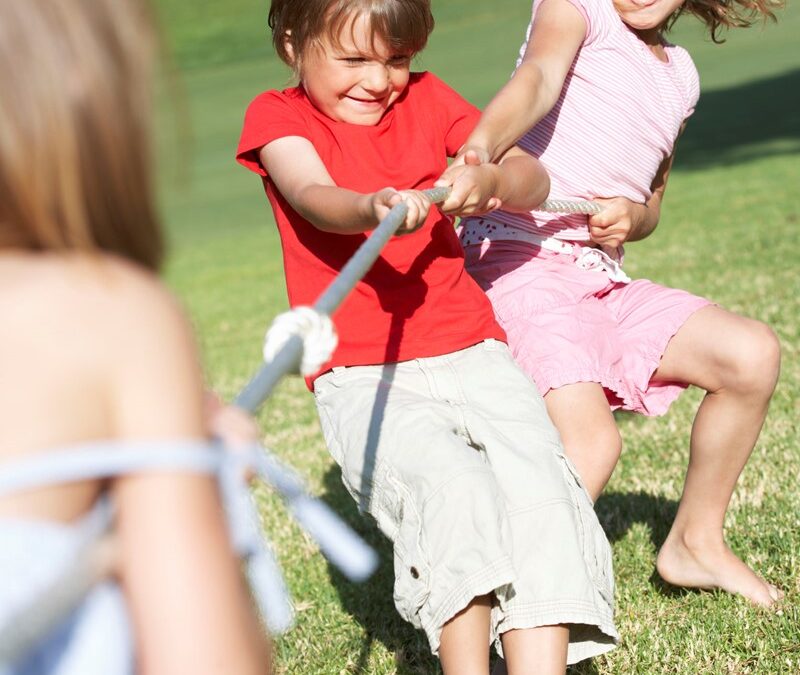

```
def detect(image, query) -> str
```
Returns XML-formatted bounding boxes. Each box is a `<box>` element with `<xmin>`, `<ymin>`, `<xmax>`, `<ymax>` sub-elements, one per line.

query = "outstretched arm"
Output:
<box><xmin>457</xmin><ymin>0</ymin><xmax>586</xmax><ymax>163</ymax></box>
<box><xmin>108</xmin><ymin>266</ymin><xmax>271</xmax><ymax>675</ymax></box>
<box><xmin>260</xmin><ymin>136</ymin><xmax>430</xmax><ymax>235</ymax></box>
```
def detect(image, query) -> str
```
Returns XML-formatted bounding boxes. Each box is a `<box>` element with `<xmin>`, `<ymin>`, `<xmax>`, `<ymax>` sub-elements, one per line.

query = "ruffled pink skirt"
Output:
<box><xmin>464</xmin><ymin>240</ymin><xmax>712</xmax><ymax>416</ymax></box>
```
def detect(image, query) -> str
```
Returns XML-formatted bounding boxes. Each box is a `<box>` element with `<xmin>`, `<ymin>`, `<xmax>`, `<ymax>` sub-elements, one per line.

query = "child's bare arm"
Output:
<box><xmin>437</xmin><ymin>146</ymin><xmax>550</xmax><ymax>216</ymax></box>
<box><xmin>454</xmin><ymin>0</ymin><xmax>586</xmax><ymax>165</ymax></box>
<box><xmin>260</xmin><ymin>136</ymin><xmax>430</xmax><ymax>235</ymax></box>
<box><xmin>108</xmin><ymin>267</ymin><xmax>270</xmax><ymax>675</ymax></box>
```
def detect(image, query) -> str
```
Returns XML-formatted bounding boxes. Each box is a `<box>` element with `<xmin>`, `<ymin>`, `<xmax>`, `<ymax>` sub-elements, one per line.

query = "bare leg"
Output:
<box><xmin>651</xmin><ymin>306</ymin><xmax>782</xmax><ymax>606</ymax></box>
<box><xmin>501</xmin><ymin>625</ymin><xmax>569</xmax><ymax>675</ymax></box>
<box><xmin>439</xmin><ymin>595</ymin><xmax>492</xmax><ymax>675</ymax></box>
<box><xmin>545</xmin><ymin>383</ymin><xmax>622</xmax><ymax>501</ymax></box>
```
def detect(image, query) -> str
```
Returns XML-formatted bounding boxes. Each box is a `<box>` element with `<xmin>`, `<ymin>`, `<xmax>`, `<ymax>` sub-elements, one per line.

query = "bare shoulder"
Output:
<box><xmin>0</xmin><ymin>252</ymin><xmax>193</xmax><ymax>357</ymax></box>
<box><xmin>0</xmin><ymin>252</ymin><xmax>204</xmax><ymax>446</ymax></box>
<box><xmin>89</xmin><ymin>254</ymin><xmax>195</xmax><ymax>346</ymax></box>
<box><xmin>80</xmin><ymin>254</ymin><xmax>188</xmax><ymax>329</ymax></box>
<box><xmin>82</xmin><ymin>255</ymin><xmax>207</xmax><ymax>438</ymax></box>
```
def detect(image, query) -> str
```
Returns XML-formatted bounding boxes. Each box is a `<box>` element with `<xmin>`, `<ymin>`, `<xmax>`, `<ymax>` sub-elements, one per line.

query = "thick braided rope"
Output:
<box><xmin>539</xmin><ymin>198</ymin><xmax>602</xmax><ymax>215</ymax></box>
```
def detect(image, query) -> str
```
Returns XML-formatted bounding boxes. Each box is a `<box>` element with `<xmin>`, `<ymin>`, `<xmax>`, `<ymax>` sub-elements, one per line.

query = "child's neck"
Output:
<box><xmin>630</xmin><ymin>26</ymin><xmax>669</xmax><ymax>63</ymax></box>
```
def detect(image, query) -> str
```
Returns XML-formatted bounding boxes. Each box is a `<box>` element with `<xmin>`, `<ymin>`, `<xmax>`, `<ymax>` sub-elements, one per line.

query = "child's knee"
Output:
<box><xmin>563</xmin><ymin>419</ymin><xmax>622</xmax><ymax>467</ymax></box>
<box><xmin>600</xmin><ymin>425</ymin><xmax>623</xmax><ymax>464</ymax></box>
<box><xmin>721</xmin><ymin>320</ymin><xmax>781</xmax><ymax>395</ymax></box>
<box><xmin>750</xmin><ymin>322</ymin><xmax>782</xmax><ymax>388</ymax></box>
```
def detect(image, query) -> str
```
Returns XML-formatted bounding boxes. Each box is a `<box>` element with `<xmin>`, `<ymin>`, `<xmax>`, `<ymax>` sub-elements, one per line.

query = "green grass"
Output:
<box><xmin>155</xmin><ymin>1</ymin><xmax>800</xmax><ymax>672</ymax></box>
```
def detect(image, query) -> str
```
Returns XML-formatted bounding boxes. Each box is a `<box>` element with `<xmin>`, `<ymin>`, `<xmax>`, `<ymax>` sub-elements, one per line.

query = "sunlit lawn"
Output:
<box><xmin>156</xmin><ymin>1</ymin><xmax>800</xmax><ymax>672</ymax></box>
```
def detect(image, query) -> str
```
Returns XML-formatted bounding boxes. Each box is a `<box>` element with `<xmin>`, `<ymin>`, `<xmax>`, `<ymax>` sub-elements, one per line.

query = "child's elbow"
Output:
<box><xmin>518</xmin><ymin>157</ymin><xmax>550</xmax><ymax>211</ymax></box>
<box><xmin>534</xmin><ymin>169</ymin><xmax>550</xmax><ymax>206</ymax></box>
<box><xmin>496</xmin><ymin>154</ymin><xmax>550</xmax><ymax>213</ymax></box>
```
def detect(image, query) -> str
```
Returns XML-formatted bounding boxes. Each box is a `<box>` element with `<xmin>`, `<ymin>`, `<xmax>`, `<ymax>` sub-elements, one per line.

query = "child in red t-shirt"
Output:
<box><xmin>237</xmin><ymin>1</ymin><xmax>618</xmax><ymax>671</ymax></box>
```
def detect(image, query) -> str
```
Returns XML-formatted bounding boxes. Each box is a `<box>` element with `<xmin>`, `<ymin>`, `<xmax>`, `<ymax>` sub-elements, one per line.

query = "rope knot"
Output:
<box><xmin>263</xmin><ymin>306</ymin><xmax>338</xmax><ymax>376</ymax></box>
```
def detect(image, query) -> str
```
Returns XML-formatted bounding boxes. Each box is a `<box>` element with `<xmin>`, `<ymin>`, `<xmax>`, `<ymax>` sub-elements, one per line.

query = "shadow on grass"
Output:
<box><xmin>322</xmin><ymin>465</ymin><xmax>442</xmax><ymax>675</ymax></box>
<box><xmin>594</xmin><ymin>490</ymin><xmax>678</xmax><ymax>548</ymax></box>
<box><xmin>593</xmin><ymin>490</ymin><xmax>705</xmax><ymax>600</ymax></box>
<box><xmin>675</xmin><ymin>67</ymin><xmax>800</xmax><ymax>170</ymax></box>
<box><xmin>321</xmin><ymin>469</ymin><xmax>688</xmax><ymax>671</ymax></box>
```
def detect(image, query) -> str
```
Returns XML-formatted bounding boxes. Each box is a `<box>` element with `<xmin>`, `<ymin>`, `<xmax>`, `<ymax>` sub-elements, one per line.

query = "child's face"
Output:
<box><xmin>612</xmin><ymin>0</ymin><xmax>685</xmax><ymax>32</ymax></box>
<box><xmin>299</xmin><ymin>13</ymin><xmax>412</xmax><ymax>126</ymax></box>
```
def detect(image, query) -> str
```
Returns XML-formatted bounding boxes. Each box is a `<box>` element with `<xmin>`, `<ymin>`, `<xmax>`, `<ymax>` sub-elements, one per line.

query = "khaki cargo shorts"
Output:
<box><xmin>314</xmin><ymin>339</ymin><xmax>618</xmax><ymax>663</ymax></box>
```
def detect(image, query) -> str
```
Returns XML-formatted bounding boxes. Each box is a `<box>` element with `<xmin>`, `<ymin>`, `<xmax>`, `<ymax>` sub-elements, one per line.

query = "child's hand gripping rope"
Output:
<box><xmin>436</xmin><ymin>151</ymin><xmax>503</xmax><ymax>215</ymax></box>
<box><xmin>586</xmin><ymin>197</ymin><xmax>650</xmax><ymax>249</ymax></box>
<box><xmin>439</xmin><ymin>146</ymin><xmax>607</xmax><ymax>219</ymax></box>
<box><xmin>369</xmin><ymin>188</ymin><xmax>434</xmax><ymax>235</ymax></box>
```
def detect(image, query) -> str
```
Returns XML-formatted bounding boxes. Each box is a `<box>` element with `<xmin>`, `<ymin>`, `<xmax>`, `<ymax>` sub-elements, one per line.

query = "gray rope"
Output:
<box><xmin>250</xmin><ymin>450</ymin><xmax>377</xmax><ymax>582</ymax></box>
<box><xmin>235</xmin><ymin>189</ymin><xmax>602</xmax><ymax>410</ymax></box>
<box><xmin>230</xmin><ymin>189</ymin><xmax>605</xmax><ymax>585</ymax></box>
<box><xmin>539</xmin><ymin>198</ymin><xmax>602</xmax><ymax>215</ymax></box>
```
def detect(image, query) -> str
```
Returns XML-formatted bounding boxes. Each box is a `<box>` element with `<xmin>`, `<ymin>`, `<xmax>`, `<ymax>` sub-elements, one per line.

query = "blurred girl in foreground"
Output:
<box><xmin>0</xmin><ymin>0</ymin><xmax>271</xmax><ymax>672</ymax></box>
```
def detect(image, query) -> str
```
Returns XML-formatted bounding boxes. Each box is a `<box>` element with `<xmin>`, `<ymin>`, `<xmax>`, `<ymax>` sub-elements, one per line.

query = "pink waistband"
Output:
<box><xmin>459</xmin><ymin>217</ymin><xmax>630</xmax><ymax>284</ymax></box>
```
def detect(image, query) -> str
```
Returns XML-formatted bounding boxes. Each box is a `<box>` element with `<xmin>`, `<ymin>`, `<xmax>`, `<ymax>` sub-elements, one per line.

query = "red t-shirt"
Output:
<box><xmin>237</xmin><ymin>71</ymin><xmax>505</xmax><ymax>385</ymax></box>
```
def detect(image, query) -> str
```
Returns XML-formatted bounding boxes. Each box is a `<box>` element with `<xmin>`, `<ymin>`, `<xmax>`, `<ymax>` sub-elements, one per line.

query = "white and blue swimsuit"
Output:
<box><xmin>0</xmin><ymin>440</ymin><xmax>369</xmax><ymax>674</ymax></box>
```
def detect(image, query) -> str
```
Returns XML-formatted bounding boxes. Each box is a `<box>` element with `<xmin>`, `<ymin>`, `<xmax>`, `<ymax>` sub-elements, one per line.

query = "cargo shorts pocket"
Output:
<box><xmin>554</xmin><ymin>449</ymin><xmax>615</xmax><ymax>607</ymax></box>
<box><xmin>373</xmin><ymin>469</ymin><xmax>431</xmax><ymax>627</ymax></box>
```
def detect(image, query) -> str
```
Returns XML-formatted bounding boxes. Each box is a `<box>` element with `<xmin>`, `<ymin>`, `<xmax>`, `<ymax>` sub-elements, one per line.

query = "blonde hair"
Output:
<box><xmin>268</xmin><ymin>0</ymin><xmax>434</xmax><ymax>75</ymax></box>
<box><xmin>0</xmin><ymin>0</ymin><xmax>163</xmax><ymax>270</ymax></box>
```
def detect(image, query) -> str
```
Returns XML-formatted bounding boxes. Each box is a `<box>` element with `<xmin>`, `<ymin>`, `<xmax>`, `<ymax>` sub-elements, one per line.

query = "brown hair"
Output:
<box><xmin>268</xmin><ymin>0</ymin><xmax>434</xmax><ymax>74</ymax></box>
<box><xmin>667</xmin><ymin>0</ymin><xmax>784</xmax><ymax>43</ymax></box>
<box><xmin>0</xmin><ymin>0</ymin><xmax>164</xmax><ymax>270</ymax></box>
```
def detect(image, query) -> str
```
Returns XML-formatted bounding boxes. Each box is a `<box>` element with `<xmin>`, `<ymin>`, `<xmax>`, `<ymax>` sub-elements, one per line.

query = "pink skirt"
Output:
<box><xmin>463</xmin><ymin>240</ymin><xmax>712</xmax><ymax>416</ymax></box>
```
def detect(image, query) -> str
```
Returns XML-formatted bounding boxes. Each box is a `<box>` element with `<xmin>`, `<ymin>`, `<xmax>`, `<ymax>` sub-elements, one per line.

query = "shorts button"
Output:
<box><xmin>410</xmin><ymin>566</ymin><xmax>420</xmax><ymax>579</ymax></box>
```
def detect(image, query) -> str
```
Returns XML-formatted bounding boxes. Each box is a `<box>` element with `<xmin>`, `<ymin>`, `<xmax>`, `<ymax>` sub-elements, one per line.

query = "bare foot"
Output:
<box><xmin>656</xmin><ymin>532</ymin><xmax>783</xmax><ymax>607</ymax></box>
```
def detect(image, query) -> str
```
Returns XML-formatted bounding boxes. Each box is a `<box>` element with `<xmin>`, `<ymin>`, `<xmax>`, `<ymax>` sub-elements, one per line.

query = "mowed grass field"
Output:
<box><xmin>155</xmin><ymin>1</ymin><xmax>800</xmax><ymax>672</ymax></box>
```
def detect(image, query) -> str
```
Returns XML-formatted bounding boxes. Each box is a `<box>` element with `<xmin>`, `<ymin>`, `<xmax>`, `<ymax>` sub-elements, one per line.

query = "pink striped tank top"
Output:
<box><xmin>486</xmin><ymin>0</ymin><xmax>700</xmax><ymax>242</ymax></box>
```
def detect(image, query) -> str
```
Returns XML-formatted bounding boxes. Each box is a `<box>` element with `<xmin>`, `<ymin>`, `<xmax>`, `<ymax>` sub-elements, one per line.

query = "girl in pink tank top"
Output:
<box><xmin>437</xmin><ymin>0</ymin><xmax>785</xmax><ymax>609</ymax></box>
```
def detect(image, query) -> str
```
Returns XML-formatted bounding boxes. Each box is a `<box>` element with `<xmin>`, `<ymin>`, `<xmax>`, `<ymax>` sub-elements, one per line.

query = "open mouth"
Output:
<box><xmin>345</xmin><ymin>96</ymin><xmax>385</xmax><ymax>106</ymax></box>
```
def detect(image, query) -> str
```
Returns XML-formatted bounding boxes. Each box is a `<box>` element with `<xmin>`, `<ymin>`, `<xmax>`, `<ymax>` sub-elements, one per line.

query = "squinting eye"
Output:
<box><xmin>343</xmin><ymin>57</ymin><xmax>365</xmax><ymax>64</ymax></box>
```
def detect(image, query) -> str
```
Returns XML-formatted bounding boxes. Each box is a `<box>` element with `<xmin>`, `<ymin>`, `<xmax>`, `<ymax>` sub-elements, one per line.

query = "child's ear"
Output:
<box><xmin>283</xmin><ymin>30</ymin><xmax>295</xmax><ymax>64</ymax></box>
